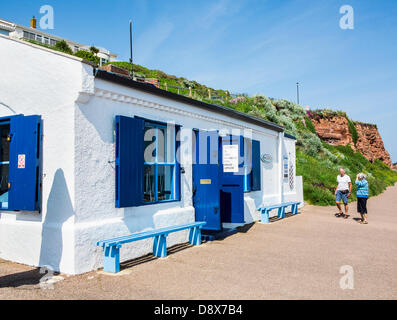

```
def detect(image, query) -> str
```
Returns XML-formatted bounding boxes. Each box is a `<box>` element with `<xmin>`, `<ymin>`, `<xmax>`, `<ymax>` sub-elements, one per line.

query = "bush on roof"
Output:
<box><xmin>74</xmin><ymin>50</ymin><xmax>100</xmax><ymax>65</ymax></box>
<box><xmin>54</xmin><ymin>40</ymin><xmax>73</xmax><ymax>55</ymax></box>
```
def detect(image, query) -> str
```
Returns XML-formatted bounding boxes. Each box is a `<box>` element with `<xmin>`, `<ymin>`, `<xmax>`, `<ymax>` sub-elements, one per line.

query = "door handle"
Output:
<box><xmin>214</xmin><ymin>207</ymin><xmax>219</xmax><ymax>214</ymax></box>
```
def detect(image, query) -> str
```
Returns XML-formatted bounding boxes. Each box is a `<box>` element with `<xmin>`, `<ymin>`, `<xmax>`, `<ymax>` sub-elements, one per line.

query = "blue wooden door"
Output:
<box><xmin>192</xmin><ymin>131</ymin><xmax>221</xmax><ymax>231</ymax></box>
<box><xmin>219</xmin><ymin>135</ymin><xmax>245</xmax><ymax>224</ymax></box>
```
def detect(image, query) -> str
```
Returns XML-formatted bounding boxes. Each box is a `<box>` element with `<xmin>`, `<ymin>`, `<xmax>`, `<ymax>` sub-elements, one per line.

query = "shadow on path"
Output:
<box><xmin>0</xmin><ymin>268</ymin><xmax>41</xmax><ymax>288</ymax></box>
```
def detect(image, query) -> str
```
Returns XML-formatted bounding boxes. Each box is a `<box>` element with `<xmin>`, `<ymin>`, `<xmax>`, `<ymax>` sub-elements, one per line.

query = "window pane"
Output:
<box><xmin>158</xmin><ymin>126</ymin><xmax>175</xmax><ymax>163</ymax></box>
<box><xmin>243</xmin><ymin>138</ymin><xmax>252</xmax><ymax>192</ymax></box>
<box><xmin>144</xmin><ymin>125</ymin><xmax>156</xmax><ymax>163</ymax></box>
<box><xmin>157</xmin><ymin>127</ymin><xmax>166</xmax><ymax>163</ymax></box>
<box><xmin>158</xmin><ymin>165</ymin><xmax>174</xmax><ymax>201</ymax></box>
<box><xmin>144</xmin><ymin>165</ymin><xmax>155</xmax><ymax>203</ymax></box>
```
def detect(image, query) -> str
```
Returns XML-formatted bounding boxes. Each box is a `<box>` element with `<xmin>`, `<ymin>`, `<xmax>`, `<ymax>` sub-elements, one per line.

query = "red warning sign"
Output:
<box><xmin>18</xmin><ymin>154</ymin><xmax>26</xmax><ymax>169</ymax></box>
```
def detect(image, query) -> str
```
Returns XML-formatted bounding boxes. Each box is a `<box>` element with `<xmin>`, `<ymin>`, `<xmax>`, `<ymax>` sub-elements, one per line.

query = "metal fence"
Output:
<box><xmin>157</xmin><ymin>82</ymin><xmax>245</xmax><ymax>101</ymax></box>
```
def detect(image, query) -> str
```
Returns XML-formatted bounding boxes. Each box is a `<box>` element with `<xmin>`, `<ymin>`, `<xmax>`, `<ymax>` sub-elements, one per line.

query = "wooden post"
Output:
<box><xmin>208</xmin><ymin>89</ymin><xmax>211</xmax><ymax>99</ymax></box>
<box><xmin>189</xmin><ymin>87</ymin><xmax>192</xmax><ymax>98</ymax></box>
<box><xmin>165</xmin><ymin>83</ymin><xmax>168</xmax><ymax>91</ymax></box>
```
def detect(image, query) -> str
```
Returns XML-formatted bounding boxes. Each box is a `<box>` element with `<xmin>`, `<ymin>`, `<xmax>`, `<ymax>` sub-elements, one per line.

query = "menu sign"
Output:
<box><xmin>223</xmin><ymin>145</ymin><xmax>239</xmax><ymax>173</ymax></box>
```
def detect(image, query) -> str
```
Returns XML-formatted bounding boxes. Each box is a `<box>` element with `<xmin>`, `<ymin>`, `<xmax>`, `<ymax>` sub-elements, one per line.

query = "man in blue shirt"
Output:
<box><xmin>356</xmin><ymin>173</ymin><xmax>369</xmax><ymax>224</ymax></box>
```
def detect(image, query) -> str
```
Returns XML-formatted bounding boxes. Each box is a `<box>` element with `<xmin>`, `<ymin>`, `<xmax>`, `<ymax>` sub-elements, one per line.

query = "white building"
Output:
<box><xmin>0</xmin><ymin>17</ymin><xmax>117</xmax><ymax>66</ymax></box>
<box><xmin>0</xmin><ymin>34</ymin><xmax>303</xmax><ymax>275</ymax></box>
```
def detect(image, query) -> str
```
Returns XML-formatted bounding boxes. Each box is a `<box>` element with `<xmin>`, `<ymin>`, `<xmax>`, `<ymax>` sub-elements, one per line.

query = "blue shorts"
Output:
<box><xmin>336</xmin><ymin>190</ymin><xmax>349</xmax><ymax>204</ymax></box>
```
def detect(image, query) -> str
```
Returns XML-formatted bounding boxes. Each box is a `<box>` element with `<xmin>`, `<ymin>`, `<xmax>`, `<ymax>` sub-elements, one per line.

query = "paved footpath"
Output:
<box><xmin>0</xmin><ymin>185</ymin><xmax>396</xmax><ymax>300</ymax></box>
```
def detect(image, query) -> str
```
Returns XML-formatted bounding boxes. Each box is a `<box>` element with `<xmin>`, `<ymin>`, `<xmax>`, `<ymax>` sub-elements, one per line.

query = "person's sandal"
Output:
<box><xmin>335</xmin><ymin>213</ymin><xmax>343</xmax><ymax>217</ymax></box>
<box><xmin>344</xmin><ymin>215</ymin><xmax>350</xmax><ymax>219</ymax></box>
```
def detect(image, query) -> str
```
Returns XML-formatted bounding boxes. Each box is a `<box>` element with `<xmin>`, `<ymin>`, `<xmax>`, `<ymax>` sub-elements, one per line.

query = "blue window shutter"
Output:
<box><xmin>115</xmin><ymin>116</ymin><xmax>144</xmax><ymax>208</ymax></box>
<box><xmin>251</xmin><ymin>140</ymin><xmax>261</xmax><ymax>191</ymax></box>
<box><xmin>8</xmin><ymin>115</ymin><xmax>42</xmax><ymax>211</ymax></box>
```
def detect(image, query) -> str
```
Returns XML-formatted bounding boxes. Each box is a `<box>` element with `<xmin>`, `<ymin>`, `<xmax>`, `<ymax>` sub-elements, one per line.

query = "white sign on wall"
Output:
<box><xmin>283</xmin><ymin>156</ymin><xmax>289</xmax><ymax>179</ymax></box>
<box><xmin>223</xmin><ymin>145</ymin><xmax>239</xmax><ymax>173</ymax></box>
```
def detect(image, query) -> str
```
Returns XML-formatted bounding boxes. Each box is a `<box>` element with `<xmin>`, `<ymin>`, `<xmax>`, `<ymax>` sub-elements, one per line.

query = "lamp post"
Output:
<box><xmin>296</xmin><ymin>82</ymin><xmax>300</xmax><ymax>105</ymax></box>
<box><xmin>129</xmin><ymin>20</ymin><xmax>133</xmax><ymax>78</ymax></box>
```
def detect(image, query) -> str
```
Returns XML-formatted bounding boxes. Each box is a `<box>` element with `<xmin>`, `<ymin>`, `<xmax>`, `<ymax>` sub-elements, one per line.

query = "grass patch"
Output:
<box><xmin>296</xmin><ymin>145</ymin><xmax>397</xmax><ymax>205</ymax></box>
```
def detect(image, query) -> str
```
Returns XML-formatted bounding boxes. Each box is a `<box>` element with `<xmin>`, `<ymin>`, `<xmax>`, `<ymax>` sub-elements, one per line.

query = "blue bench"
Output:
<box><xmin>257</xmin><ymin>202</ymin><xmax>301</xmax><ymax>224</ymax></box>
<box><xmin>96</xmin><ymin>222</ymin><xmax>206</xmax><ymax>273</ymax></box>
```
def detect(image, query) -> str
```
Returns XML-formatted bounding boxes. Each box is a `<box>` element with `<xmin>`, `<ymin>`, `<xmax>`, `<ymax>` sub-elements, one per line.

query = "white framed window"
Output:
<box><xmin>143</xmin><ymin>122</ymin><xmax>177</xmax><ymax>204</ymax></box>
<box><xmin>100</xmin><ymin>58</ymin><xmax>109</xmax><ymax>66</ymax></box>
<box><xmin>23</xmin><ymin>31</ymin><xmax>36</xmax><ymax>41</ymax></box>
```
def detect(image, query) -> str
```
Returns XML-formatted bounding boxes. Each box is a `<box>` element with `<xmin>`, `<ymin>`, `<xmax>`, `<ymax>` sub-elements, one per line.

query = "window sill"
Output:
<box><xmin>141</xmin><ymin>199</ymin><xmax>181</xmax><ymax>207</ymax></box>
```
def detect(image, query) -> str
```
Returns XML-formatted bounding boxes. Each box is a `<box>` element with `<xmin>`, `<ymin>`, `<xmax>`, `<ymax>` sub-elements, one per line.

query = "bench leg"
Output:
<box><xmin>189</xmin><ymin>227</ymin><xmax>202</xmax><ymax>246</ymax></box>
<box><xmin>278</xmin><ymin>207</ymin><xmax>285</xmax><ymax>219</ymax></box>
<box><xmin>103</xmin><ymin>245</ymin><xmax>120</xmax><ymax>274</ymax></box>
<box><xmin>261</xmin><ymin>209</ymin><xmax>270</xmax><ymax>224</ymax></box>
<box><xmin>294</xmin><ymin>204</ymin><xmax>299</xmax><ymax>214</ymax></box>
<box><xmin>153</xmin><ymin>235</ymin><xmax>167</xmax><ymax>258</ymax></box>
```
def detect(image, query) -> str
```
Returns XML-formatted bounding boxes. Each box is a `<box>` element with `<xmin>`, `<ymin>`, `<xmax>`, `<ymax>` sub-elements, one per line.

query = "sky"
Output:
<box><xmin>1</xmin><ymin>0</ymin><xmax>397</xmax><ymax>162</ymax></box>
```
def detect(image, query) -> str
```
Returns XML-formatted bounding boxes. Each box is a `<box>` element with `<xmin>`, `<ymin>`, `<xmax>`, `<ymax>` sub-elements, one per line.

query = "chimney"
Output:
<box><xmin>30</xmin><ymin>16</ymin><xmax>37</xmax><ymax>29</ymax></box>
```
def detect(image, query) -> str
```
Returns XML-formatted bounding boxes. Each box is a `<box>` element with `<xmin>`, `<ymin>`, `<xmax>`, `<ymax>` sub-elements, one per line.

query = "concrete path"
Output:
<box><xmin>1</xmin><ymin>184</ymin><xmax>396</xmax><ymax>300</ymax></box>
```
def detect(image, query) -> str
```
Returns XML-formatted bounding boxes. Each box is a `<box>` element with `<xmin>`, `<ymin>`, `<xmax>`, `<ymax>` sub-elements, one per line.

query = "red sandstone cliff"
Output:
<box><xmin>355</xmin><ymin>122</ymin><xmax>393</xmax><ymax>168</ymax></box>
<box><xmin>310</xmin><ymin>115</ymin><xmax>393</xmax><ymax>168</ymax></box>
<box><xmin>310</xmin><ymin>116</ymin><xmax>356</xmax><ymax>149</ymax></box>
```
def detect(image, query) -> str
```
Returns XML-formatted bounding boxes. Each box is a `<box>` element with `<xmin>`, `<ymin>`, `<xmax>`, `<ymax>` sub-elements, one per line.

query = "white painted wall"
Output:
<box><xmin>0</xmin><ymin>35</ymin><xmax>303</xmax><ymax>275</ymax></box>
<box><xmin>73</xmin><ymin>79</ymin><xmax>301</xmax><ymax>274</ymax></box>
<box><xmin>0</xmin><ymin>35</ymin><xmax>92</xmax><ymax>274</ymax></box>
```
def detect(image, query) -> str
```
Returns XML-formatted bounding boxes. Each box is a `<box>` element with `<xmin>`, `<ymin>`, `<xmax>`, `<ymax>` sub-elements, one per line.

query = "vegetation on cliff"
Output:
<box><xmin>105</xmin><ymin>62</ymin><xmax>397</xmax><ymax>205</ymax></box>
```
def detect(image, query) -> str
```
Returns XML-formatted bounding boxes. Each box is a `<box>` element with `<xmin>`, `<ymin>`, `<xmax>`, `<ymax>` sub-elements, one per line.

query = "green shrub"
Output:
<box><xmin>54</xmin><ymin>40</ymin><xmax>73</xmax><ymax>55</ymax></box>
<box><xmin>74</xmin><ymin>50</ymin><xmax>100</xmax><ymax>65</ymax></box>
<box><xmin>299</xmin><ymin>131</ymin><xmax>324</xmax><ymax>157</ymax></box>
<box><xmin>89</xmin><ymin>46</ymin><xmax>99</xmax><ymax>55</ymax></box>
<box><xmin>304</xmin><ymin>116</ymin><xmax>317</xmax><ymax>134</ymax></box>
<box><xmin>348</xmin><ymin>118</ymin><xmax>358</xmax><ymax>146</ymax></box>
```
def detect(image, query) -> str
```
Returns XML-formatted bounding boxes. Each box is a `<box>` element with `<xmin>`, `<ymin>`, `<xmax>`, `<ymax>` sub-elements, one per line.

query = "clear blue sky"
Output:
<box><xmin>2</xmin><ymin>0</ymin><xmax>397</xmax><ymax>162</ymax></box>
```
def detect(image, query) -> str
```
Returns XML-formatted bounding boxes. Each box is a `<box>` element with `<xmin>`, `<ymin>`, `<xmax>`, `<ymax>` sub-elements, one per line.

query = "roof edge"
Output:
<box><xmin>94</xmin><ymin>69</ymin><xmax>284</xmax><ymax>133</ymax></box>
<box><xmin>0</xmin><ymin>34</ymin><xmax>96</xmax><ymax>66</ymax></box>
<box><xmin>284</xmin><ymin>133</ymin><xmax>297</xmax><ymax>140</ymax></box>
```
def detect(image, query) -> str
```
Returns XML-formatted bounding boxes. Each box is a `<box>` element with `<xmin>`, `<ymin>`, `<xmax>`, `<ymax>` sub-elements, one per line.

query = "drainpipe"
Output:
<box><xmin>278</xmin><ymin>132</ymin><xmax>284</xmax><ymax>204</ymax></box>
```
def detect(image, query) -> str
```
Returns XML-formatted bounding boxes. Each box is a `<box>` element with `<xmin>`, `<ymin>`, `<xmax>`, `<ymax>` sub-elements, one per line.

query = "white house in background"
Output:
<box><xmin>0</xmin><ymin>34</ymin><xmax>303</xmax><ymax>275</ymax></box>
<box><xmin>0</xmin><ymin>17</ymin><xmax>117</xmax><ymax>66</ymax></box>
